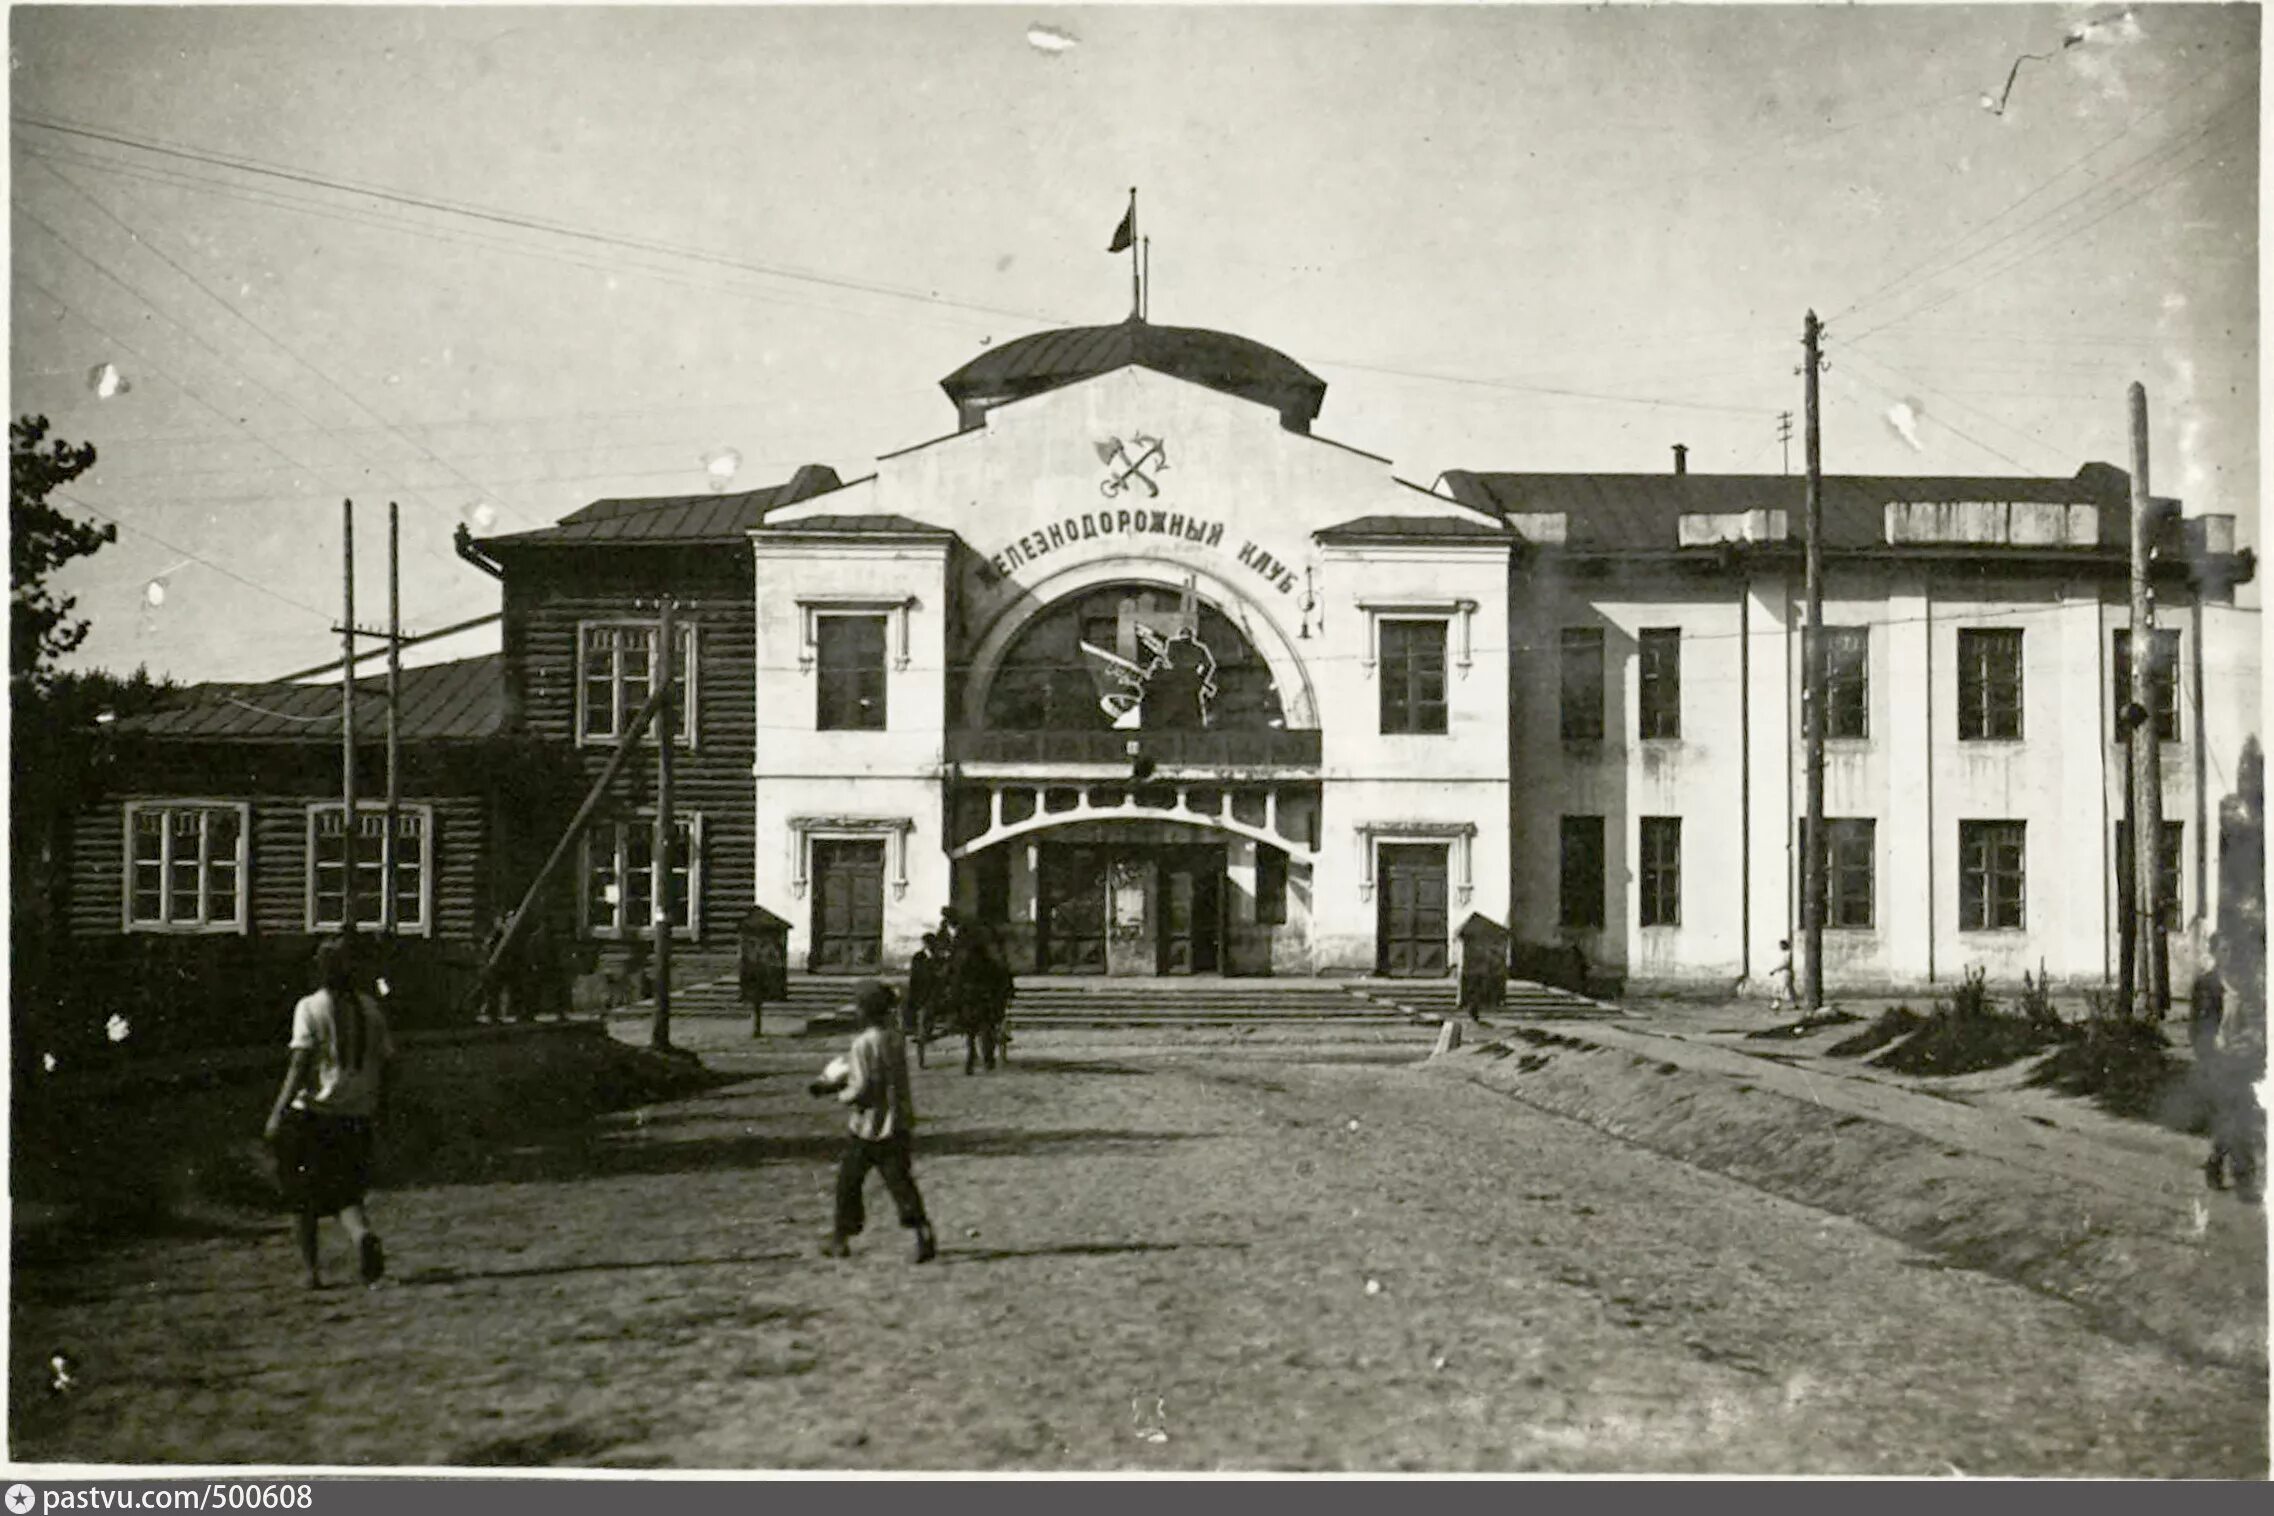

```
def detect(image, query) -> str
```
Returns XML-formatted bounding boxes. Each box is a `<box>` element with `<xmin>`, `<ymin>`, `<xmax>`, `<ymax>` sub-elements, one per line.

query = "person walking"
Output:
<box><xmin>811</xmin><ymin>980</ymin><xmax>936</xmax><ymax>1263</ymax></box>
<box><xmin>263</xmin><ymin>936</ymin><xmax>397</xmax><ymax>1289</ymax></box>
<box><xmin>1767</xmin><ymin>940</ymin><xmax>1797</xmax><ymax>1015</ymax></box>
<box><xmin>2194</xmin><ymin>939</ymin><xmax>2265</xmax><ymax>1201</ymax></box>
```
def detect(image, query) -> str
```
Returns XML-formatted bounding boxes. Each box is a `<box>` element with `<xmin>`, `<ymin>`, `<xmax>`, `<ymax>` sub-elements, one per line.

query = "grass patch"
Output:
<box><xmin>1872</xmin><ymin>1008</ymin><xmax>2066</xmax><ymax>1076</ymax></box>
<box><xmin>2028</xmin><ymin>1015</ymin><xmax>2198</xmax><ymax>1128</ymax></box>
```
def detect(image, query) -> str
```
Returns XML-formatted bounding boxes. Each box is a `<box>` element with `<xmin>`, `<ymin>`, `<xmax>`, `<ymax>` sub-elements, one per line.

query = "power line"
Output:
<box><xmin>51</xmin><ymin>491</ymin><xmax>334</xmax><ymax>622</ymax></box>
<box><xmin>1841</xmin><ymin>86</ymin><xmax>2257</xmax><ymax>343</ymax></box>
<box><xmin>19</xmin><ymin>141</ymin><xmax>1015</xmax><ymax>342</ymax></box>
<box><xmin>13</xmin><ymin>211</ymin><xmax>468</xmax><ymax>572</ymax></box>
<box><xmin>1830</xmin><ymin>52</ymin><xmax>2252</xmax><ymax>327</ymax></box>
<box><xmin>29</xmin><ymin>156</ymin><xmax>544</xmax><ymax>532</ymax></box>
<box><xmin>18</xmin><ymin>116</ymin><xmax>1788</xmax><ymax>425</ymax></box>
<box><xmin>13</xmin><ymin>113</ymin><xmax>1074</xmax><ymax>331</ymax></box>
<box><xmin>1823</xmin><ymin>362</ymin><xmax>2049</xmax><ymax>477</ymax></box>
<box><xmin>1851</xmin><ymin>103</ymin><xmax>2257</xmax><ymax>339</ymax></box>
<box><xmin>1837</xmin><ymin>345</ymin><xmax>2075</xmax><ymax>476</ymax></box>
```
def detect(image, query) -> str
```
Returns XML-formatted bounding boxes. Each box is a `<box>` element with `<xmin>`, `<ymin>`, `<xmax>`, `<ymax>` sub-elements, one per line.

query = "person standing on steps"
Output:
<box><xmin>264</xmin><ymin>935</ymin><xmax>397</xmax><ymax>1289</ymax></box>
<box><xmin>811</xmin><ymin>979</ymin><xmax>936</xmax><ymax>1263</ymax></box>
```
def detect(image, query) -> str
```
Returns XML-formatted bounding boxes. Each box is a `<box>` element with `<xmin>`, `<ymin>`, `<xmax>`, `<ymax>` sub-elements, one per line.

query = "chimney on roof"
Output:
<box><xmin>784</xmin><ymin>463</ymin><xmax>844</xmax><ymax>503</ymax></box>
<box><xmin>1672</xmin><ymin>444</ymin><xmax>1689</xmax><ymax>476</ymax></box>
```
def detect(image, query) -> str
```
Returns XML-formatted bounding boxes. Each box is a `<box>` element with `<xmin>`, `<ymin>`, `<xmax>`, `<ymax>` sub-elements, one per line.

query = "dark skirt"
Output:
<box><xmin>275</xmin><ymin>1110</ymin><xmax>376</xmax><ymax>1216</ymax></box>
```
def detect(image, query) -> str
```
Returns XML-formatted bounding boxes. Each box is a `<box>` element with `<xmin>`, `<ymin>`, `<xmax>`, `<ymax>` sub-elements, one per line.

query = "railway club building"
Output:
<box><xmin>461</xmin><ymin>314</ymin><xmax>2255</xmax><ymax>993</ymax></box>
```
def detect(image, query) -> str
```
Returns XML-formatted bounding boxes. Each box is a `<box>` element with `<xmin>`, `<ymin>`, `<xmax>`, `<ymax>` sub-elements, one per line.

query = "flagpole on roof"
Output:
<box><xmin>1128</xmin><ymin>188</ymin><xmax>1139</xmax><ymax>319</ymax></box>
<box><xmin>1142</xmin><ymin>236</ymin><xmax>1151</xmax><ymax>321</ymax></box>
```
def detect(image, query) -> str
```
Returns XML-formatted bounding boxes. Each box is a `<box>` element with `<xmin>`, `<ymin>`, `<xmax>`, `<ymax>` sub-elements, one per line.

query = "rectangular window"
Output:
<box><xmin>1639</xmin><ymin>816</ymin><xmax>1681</xmax><ymax>927</ymax></box>
<box><xmin>2116</xmin><ymin>820</ymin><xmax>2185</xmax><ymax>932</ymax></box>
<box><xmin>1825</xmin><ymin>626</ymin><xmax>1869</xmax><ymax>740</ymax></box>
<box><xmin>1959</xmin><ymin>820</ymin><xmax>2027</xmax><ymax>930</ymax></box>
<box><xmin>2112</xmin><ymin>628</ymin><xmax>2182</xmax><ymax>744</ymax></box>
<box><xmin>1802</xmin><ymin>816</ymin><xmax>1877</xmax><ymax>929</ymax></box>
<box><xmin>578</xmin><ymin>622</ymin><xmax>697</xmax><ymax>745</ymax></box>
<box><xmin>1256</xmin><ymin>847</ymin><xmax>1289</xmax><ymax>927</ymax></box>
<box><xmin>1957</xmin><ymin>628</ymin><xmax>2024</xmax><ymax>741</ymax></box>
<box><xmin>1559</xmin><ymin>816</ymin><xmax>1606</xmax><ymax>930</ymax></box>
<box><xmin>124</xmin><ymin>803</ymin><xmax>247</xmax><ymax>932</ymax></box>
<box><xmin>1379</xmin><ymin>619</ymin><xmax>1448</xmax><ymax>734</ymax></box>
<box><xmin>816</xmin><ymin>614</ymin><xmax>889</xmax><ymax>731</ymax></box>
<box><xmin>582</xmin><ymin>815</ymin><xmax>702</xmax><ymax>940</ymax></box>
<box><xmin>1559</xmin><ymin>627</ymin><xmax>1605</xmax><ymax>742</ymax></box>
<box><xmin>1638</xmin><ymin>628</ymin><xmax>1681</xmax><ymax>739</ymax></box>
<box><xmin>308</xmin><ymin>804</ymin><xmax>432</xmax><ymax>934</ymax></box>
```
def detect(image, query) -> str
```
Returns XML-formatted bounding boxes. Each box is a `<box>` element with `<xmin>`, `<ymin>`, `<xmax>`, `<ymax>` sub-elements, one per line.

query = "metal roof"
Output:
<box><xmin>1438</xmin><ymin>468</ymin><xmax>2129</xmax><ymax>551</ymax></box>
<box><xmin>482</xmin><ymin>464</ymin><xmax>844</xmax><ymax>548</ymax></box>
<box><xmin>940</xmin><ymin>317</ymin><xmax>1327</xmax><ymax>430</ymax></box>
<box><xmin>1315</xmin><ymin>514</ymin><xmax>1507</xmax><ymax>541</ymax></box>
<box><xmin>757</xmin><ymin>513</ymin><xmax>955</xmax><ymax>537</ymax></box>
<box><xmin>112</xmin><ymin>655</ymin><xmax>505</xmax><ymax>743</ymax></box>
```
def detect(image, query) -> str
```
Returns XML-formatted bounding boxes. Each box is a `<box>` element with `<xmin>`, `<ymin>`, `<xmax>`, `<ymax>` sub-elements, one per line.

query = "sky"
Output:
<box><xmin>9</xmin><ymin>3</ymin><xmax>2261</xmax><ymax>685</ymax></box>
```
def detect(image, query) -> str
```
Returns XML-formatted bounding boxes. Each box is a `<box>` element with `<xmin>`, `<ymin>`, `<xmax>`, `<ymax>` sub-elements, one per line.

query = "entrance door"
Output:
<box><xmin>1376</xmin><ymin>843</ymin><xmax>1449</xmax><ymax>978</ymax></box>
<box><xmin>1038</xmin><ymin>845</ymin><xmax>1109</xmax><ymax>974</ymax></box>
<box><xmin>1158</xmin><ymin>848</ymin><xmax>1223</xmax><ymax>975</ymax></box>
<box><xmin>811</xmin><ymin>840</ymin><xmax>884</xmax><ymax>972</ymax></box>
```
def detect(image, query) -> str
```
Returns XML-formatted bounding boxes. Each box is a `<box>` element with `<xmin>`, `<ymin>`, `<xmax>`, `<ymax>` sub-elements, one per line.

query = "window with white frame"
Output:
<box><xmin>578</xmin><ymin>621</ymin><xmax>697</xmax><ymax>745</ymax></box>
<box><xmin>124</xmin><ymin>802</ymin><xmax>248</xmax><ymax>932</ymax></box>
<box><xmin>307</xmin><ymin>804</ymin><xmax>433</xmax><ymax>934</ymax></box>
<box><xmin>582</xmin><ymin>814</ymin><xmax>702</xmax><ymax>939</ymax></box>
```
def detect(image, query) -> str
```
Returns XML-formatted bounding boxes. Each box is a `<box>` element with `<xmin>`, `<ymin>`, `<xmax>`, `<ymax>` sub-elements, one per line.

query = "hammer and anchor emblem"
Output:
<box><xmin>1096</xmin><ymin>434</ymin><xmax>1170</xmax><ymax>498</ymax></box>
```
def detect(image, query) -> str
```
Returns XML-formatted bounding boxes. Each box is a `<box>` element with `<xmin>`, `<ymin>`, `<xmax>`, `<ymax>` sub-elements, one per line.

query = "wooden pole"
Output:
<box><xmin>463</xmin><ymin>677</ymin><xmax>671</xmax><ymax>1016</ymax></box>
<box><xmin>1801</xmin><ymin>312</ymin><xmax>1827</xmax><ymax>1015</ymax></box>
<box><xmin>340</xmin><ymin>500</ymin><xmax>358</xmax><ymax>937</ymax></box>
<box><xmin>2128</xmin><ymin>382</ymin><xmax>2167</xmax><ymax>1016</ymax></box>
<box><xmin>386</xmin><ymin>502</ymin><xmax>402</xmax><ymax>939</ymax></box>
<box><xmin>651</xmin><ymin>598</ymin><xmax>676</xmax><ymax>1051</ymax></box>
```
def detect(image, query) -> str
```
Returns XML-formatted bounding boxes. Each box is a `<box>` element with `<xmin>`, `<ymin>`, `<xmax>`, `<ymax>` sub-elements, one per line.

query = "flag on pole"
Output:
<box><xmin>1108</xmin><ymin>196</ymin><xmax>1135</xmax><ymax>253</ymax></box>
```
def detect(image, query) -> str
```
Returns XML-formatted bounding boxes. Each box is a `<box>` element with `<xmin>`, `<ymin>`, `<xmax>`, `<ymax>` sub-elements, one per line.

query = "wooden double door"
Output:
<box><xmin>1038</xmin><ymin>842</ymin><xmax>1222</xmax><ymax>976</ymax></box>
<box><xmin>1376</xmin><ymin>843</ymin><xmax>1450</xmax><ymax>978</ymax></box>
<box><xmin>810</xmin><ymin>839</ymin><xmax>885</xmax><ymax>972</ymax></box>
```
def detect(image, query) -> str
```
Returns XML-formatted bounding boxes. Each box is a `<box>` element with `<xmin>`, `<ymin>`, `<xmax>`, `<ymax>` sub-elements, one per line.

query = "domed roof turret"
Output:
<box><xmin>940</xmin><ymin>316</ymin><xmax>1327</xmax><ymax>433</ymax></box>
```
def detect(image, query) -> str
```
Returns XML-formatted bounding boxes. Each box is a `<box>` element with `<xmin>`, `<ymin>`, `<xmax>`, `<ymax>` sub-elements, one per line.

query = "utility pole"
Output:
<box><xmin>1801</xmin><ymin>313</ymin><xmax>1827</xmax><ymax>1016</ymax></box>
<box><xmin>340</xmin><ymin>500</ymin><xmax>358</xmax><ymax>937</ymax></box>
<box><xmin>2127</xmin><ymin>382</ymin><xmax>2168</xmax><ymax>1018</ymax></box>
<box><xmin>651</xmin><ymin>597</ymin><xmax>676</xmax><ymax>1051</ymax></box>
<box><xmin>1778</xmin><ymin>411</ymin><xmax>1794</xmax><ymax>476</ymax></box>
<box><xmin>385</xmin><ymin>502</ymin><xmax>402</xmax><ymax>942</ymax></box>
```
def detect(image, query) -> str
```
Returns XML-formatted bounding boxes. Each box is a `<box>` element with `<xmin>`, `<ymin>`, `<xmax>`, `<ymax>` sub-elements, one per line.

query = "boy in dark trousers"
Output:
<box><xmin>812</xmin><ymin>980</ymin><xmax>937</xmax><ymax>1262</ymax></box>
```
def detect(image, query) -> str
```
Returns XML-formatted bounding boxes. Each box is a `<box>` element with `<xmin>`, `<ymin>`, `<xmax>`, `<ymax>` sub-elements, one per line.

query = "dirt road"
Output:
<box><xmin>11</xmin><ymin>1033</ymin><xmax>2265</xmax><ymax>1474</ymax></box>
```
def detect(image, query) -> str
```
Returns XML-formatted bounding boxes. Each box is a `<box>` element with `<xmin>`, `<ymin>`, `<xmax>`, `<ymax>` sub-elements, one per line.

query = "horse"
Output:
<box><xmin>938</xmin><ymin>933</ymin><xmax>1014</xmax><ymax>1075</ymax></box>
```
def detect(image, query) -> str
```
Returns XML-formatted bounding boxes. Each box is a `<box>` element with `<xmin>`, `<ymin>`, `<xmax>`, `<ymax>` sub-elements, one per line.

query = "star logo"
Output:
<box><xmin>9</xmin><ymin>1483</ymin><xmax>37</xmax><ymax>1513</ymax></box>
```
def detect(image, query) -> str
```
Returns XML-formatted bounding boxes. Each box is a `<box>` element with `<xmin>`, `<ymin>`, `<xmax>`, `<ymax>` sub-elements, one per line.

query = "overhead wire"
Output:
<box><xmin>1835</xmin><ymin>344</ymin><xmax>2078</xmax><ymax>476</ymax></box>
<box><xmin>51</xmin><ymin>490</ymin><xmax>335</xmax><ymax>622</ymax></box>
<box><xmin>17</xmin><ymin>141</ymin><xmax>1019</xmax><ymax>341</ymax></box>
<box><xmin>1822</xmin><ymin>361</ymin><xmax>2050</xmax><ymax>477</ymax></box>
<box><xmin>1840</xmin><ymin>83</ymin><xmax>2258</xmax><ymax>343</ymax></box>
<box><xmin>13</xmin><ymin>112</ymin><xmax>1075</xmax><ymax>331</ymax></box>
<box><xmin>21</xmin><ymin>118</ymin><xmax>1796</xmax><ymax>427</ymax></box>
<box><xmin>1851</xmin><ymin>101</ymin><xmax>2257</xmax><ymax>339</ymax></box>
<box><xmin>29</xmin><ymin>154</ymin><xmax>544</xmax><ymax>533</ymax></box>
<box><xmin>1828</xmin><ymin>50</ymin><xmax>2253</xmax><ymax>328</ymax></box>
<box><xmin>13</xmin><ymin>208</ymin><xmax>471</xmax><ymax>574</ymax></box>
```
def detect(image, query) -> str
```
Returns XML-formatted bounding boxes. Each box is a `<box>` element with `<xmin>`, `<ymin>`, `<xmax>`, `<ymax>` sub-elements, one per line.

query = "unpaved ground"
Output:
<box><xmin>11</xmin><ymin>1032</ymin><xmax>2266</xmax><ymax>1475</ymax></box>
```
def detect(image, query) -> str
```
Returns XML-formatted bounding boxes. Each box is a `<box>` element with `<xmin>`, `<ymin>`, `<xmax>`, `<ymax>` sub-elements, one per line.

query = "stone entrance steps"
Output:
<box><xmin>616</xmin><ymin>973</ymin><xmax>1621</xmax><ymax>1032</ymax></box>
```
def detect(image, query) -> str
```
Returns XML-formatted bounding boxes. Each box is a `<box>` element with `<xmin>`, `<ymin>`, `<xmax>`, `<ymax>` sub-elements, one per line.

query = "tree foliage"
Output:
<box><xmin>12</xmin><ymin>414</ymin><xmax>114</xmax><ymax>694</ymax></box>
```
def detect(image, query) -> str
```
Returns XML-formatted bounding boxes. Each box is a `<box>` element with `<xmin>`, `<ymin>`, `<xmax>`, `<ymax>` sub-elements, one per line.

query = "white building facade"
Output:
<box><xmin>738</xmin><ymin>318</ymin><xmax>2254</xmax><ymax>991</ymax></box>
